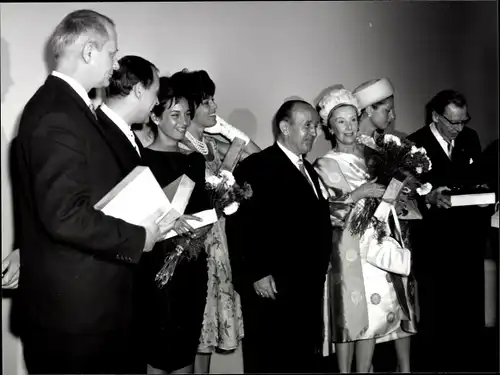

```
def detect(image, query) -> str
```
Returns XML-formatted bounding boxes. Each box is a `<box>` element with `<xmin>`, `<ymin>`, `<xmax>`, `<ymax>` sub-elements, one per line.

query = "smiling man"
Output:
<box><xmin>226</xmin><ymin>100</ymin><xmax>333</xmax><ymax>373</ymax></box>
<box><xmin>97</xmin><ymin>55</ymin><xmax>160</xmax><ymax>161</ymax></box>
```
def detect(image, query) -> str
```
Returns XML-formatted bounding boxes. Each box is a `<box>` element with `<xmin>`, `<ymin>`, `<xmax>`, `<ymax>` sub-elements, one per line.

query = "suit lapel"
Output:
<box><xmin>303</xmin><ymin>159</ymin><xmax>323</xmax><ymax>200</ymax></box>
<box><xmin>451</xmin><ymin>133</ymin><xmax>472</xmax><ymax>166</ymax></box>
<box><xmin>270</xmin><ymin>143</ymin><xmax>319</xmax><ymax>200</ymax></box>
<box><xmin>47</xmin><ymin>75</ymin><xmax>99</xmax><ymax>127</ymax></box>
<box><xmin>95</xmin><ymin>107</ymin><xmax>141</xmax><ymax>174</ymax></box>
<box><xmin>421</xmin><ymin>126</ymin><xmax>452</xmax><ymax>168</ymax></box>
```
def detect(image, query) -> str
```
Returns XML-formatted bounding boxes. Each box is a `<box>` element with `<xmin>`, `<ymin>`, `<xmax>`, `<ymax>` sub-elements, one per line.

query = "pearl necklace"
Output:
<box><xmin>185</xmin><ymin>131</ymin><xmax>209</xmax><ymax>155</ymax></box>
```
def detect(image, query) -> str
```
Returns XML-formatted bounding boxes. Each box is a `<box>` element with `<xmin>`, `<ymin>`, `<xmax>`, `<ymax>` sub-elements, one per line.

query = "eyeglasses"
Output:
<box><xmin>439</xmin><ymin>113</ymin><xmax>471</xmax><ymax>127</ymax></box>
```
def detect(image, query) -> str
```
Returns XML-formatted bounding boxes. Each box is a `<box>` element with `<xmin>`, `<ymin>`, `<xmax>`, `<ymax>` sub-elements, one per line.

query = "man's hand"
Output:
<box><xmin>426</xmin><ymin>186</ymin><xmax>452</xmax><ymax>209</ymax></box>
<box><xmin>253</xmin><ymin>275</ymin><xmax>278</xmax><ymax>300</ymax></box>
<box><xmin>2</xmin><ymin>249</ymin><xmax>20</xmax><ymax>289</ymax></box>
<box><xmin>172</xmin><ymin>214</ymin><xmax>202</xmax><ymax>237</ymax></box>
<box><xmin>142</xmin><ymin>212</ymin><xmax>204</xmax><ymax>252</ymax></box>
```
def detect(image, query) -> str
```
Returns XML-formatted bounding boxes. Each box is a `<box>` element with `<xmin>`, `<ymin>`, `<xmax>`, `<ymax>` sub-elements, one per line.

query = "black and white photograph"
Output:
<box><xmin>1</xmin><ymin>1</ymin><xmax>498</xmax><ymax>374</ymax></box>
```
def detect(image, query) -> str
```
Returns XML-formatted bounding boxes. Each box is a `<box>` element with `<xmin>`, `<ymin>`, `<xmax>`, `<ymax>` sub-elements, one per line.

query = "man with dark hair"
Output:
<box><xmin>226</xmin><ymin>100</ymin><xmax>333</xmax><ymax>373</ymax></box>
<box><xmin>407</xmin><ymin>90</ymin><xmax>490</xmax><ymax>372</ymax></box>
<box><xmin>97</xmin><ymin>55</ymin><xmax>160</xmax><ymax>160</ymax></box>
<box><xmin>14</xmin><ymin>10</ymin><xmax>172</xmax><ymax>374</ymax></box>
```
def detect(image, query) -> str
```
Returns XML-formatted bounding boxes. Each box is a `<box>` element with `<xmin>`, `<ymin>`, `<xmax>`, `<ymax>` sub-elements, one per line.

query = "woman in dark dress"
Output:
<box><xmin>137</xmin><ymin>76</ymin><xmax>213</xmax><ymax>374</ymax></box>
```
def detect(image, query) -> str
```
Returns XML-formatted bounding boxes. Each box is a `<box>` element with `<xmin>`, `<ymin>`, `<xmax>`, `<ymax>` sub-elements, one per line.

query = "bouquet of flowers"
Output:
<box><xmin>205</xmin><ymin>170</ymin><xmax>253</xmax><ymax>217</ymax></box>
<box><xmin>155</xmin><ymin>230</ymin><xmax>209</xmax><ymax>288</ymax></box>
<box><xmin>155</xmin><ymin>170</ymin><xmax>253</xmax><ymax>288</ymax></box>
<box><xmin>349</xmin><ymin>133</ymin><xmax>433</xmax><ymax>242</ymax></box>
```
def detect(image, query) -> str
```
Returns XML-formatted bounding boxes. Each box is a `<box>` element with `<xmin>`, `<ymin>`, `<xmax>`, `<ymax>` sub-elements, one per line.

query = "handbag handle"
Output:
<box><xmin>390</xmin><ymin>205</ymin><xmax>405</xmax><ymax>248</ymax></box>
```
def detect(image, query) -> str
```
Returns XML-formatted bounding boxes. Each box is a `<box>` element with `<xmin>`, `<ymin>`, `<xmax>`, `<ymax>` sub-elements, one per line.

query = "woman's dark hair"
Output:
<box><xmin>424</xmin><ymin>89</ymin><xmax>467</xmax><ymax>125</ymax></box>
<box><xmin>143</xmin><ymin>76</ymin><xmax>187</xmax><ymax>139</ymax></box>
<box><xmin>169</xmin><ymin>69</ymin><xmax>216</xmax><ymax>118</ymax></box>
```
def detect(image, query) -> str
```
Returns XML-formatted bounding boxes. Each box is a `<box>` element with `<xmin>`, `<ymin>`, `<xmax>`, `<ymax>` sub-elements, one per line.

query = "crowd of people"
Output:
<box><xmin>2</xmin><ymin>9</ymin><xmax>498</xmax><ymax>374</ymax></box>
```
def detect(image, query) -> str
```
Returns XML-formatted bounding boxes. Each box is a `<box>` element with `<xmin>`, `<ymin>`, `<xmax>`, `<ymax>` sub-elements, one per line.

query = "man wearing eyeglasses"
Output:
<box><xmin>407</xmin><ymin>90</ymin><xmax>491</xmax><ymax>372</ymax></box>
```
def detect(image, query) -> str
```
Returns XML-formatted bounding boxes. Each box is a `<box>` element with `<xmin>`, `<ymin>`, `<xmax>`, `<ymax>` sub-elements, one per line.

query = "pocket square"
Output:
<box><xmin>469</xmin><ymin>158</ymin><xmax>474</xmax><ymax>164</ymax></box>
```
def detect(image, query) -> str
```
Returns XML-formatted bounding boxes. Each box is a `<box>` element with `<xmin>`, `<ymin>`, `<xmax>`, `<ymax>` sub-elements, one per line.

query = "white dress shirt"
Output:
<box><xmin>100</xmin><ymin>104</ymin><xmax>141</xmax><ymax>156</ymax></box>
<box><xmin>429</xmin><ymin>122</ymin><xmax>454</xmax><ymax>159</ymax></box>
<box><xmin>52</xmin><ymin>71</ymin><xmax>93</xmax><ymax>109</ymax></box>
<box><xmin>277</xmin><ymin>141</ymin><xmax>318</xmax><ymax>198</ymax></box>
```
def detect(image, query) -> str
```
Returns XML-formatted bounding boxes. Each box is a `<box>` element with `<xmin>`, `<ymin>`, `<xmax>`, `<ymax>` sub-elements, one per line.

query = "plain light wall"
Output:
<box><xmin>1</xmin><ymin>2</ymin><xmax>497</xmax><ymax>374</ymax></box>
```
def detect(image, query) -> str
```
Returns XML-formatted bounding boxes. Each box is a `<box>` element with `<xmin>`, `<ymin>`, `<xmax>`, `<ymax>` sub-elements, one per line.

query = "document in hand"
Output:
<box><xmin>163</xmin><ymin>209</ymin><xmax>218</xmax><ymax>239</ymax></box>
<box><xmin>450</xmin><ymin>192</ymin><xmax>496</xmax><ymax>207</ymax></box>
<box><xmin>159</xmin><ymin>175</ymin><xmax>218</xmax><ymax>239</ymax></box>
<box><xmin>94</xmin><ymin>166</ymin><xmax>195</xmax><ymax>226</ymax></box>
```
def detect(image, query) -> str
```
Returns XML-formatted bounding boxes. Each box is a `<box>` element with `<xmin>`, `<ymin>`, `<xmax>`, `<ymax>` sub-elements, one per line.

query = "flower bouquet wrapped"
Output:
<box><xmin>350</xmin><ymin>133</ymin><xmax>433</xmax><ymax>242</ymax></box>
<box><xmin>155</xmin><ymin>229</ymin><xmax>209</xmax><ymax>288</ymax></box>
<box><xmin>155</xmin><ymin>170</ymin><xmax>252</xmax><ymax>288</ymax></box>
<box><xmin>205</xmin><ymin>170</ymin><xmax>253</xmax><ymax>217</ymax></box>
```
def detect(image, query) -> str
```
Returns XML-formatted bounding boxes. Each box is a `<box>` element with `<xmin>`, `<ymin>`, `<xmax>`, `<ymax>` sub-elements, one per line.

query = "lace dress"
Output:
<box><xmin>197</xmin><ymin>136</ymin><xmax>245</xmax><ymax>353</ymax></box>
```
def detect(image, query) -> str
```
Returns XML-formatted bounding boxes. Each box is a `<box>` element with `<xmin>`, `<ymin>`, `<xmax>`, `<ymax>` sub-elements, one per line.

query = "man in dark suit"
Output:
<box><xmin>96</xmin><ymin>55</ymin><xmax>160</xmax><ymax>167</ymax></box>
<box><xmin>226</xmin><ymin>100</ymin><xmax>333</xmax><ymax>373</ymax></box>
<box><xmin>14</xmin><ymin>10</ymin><xmax>172</xmax><ymax>374</ymax></box>
<box><xmin>407</xmin><ymin>90</ymin><xmax>490</xmax><ymax>372</ymax></box>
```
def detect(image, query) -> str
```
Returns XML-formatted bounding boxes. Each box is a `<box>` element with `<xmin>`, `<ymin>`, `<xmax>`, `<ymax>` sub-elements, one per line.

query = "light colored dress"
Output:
<box><xmin>198</xmin><ymin>136</ymin><xmax>244</xmax><ymax>353</ymax></box>
<box><xmin>314</xmin><ymin>150</ymin><xmax>417</xmax><ymax>356</ymax></box>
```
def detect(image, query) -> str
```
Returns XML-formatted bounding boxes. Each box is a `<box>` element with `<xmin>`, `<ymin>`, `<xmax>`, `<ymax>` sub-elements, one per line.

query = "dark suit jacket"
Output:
<box><xmin>473</xmin><ymin>138</ymin><xmax>499</xmax><ymax>195</ymax></box>
<box><xmin>226</xmin><ymin>143</ymin><xmax>332</xmax><ymax>348</ymax></box>
<box><xmin>407</xmin><ymin>125</ymin><xmax>482</xmax><ymax>191</ymax></box>
<box><xmin>15</xmin><ymin>75</ymin><xmax>146</xmax><ymax>335</ymax></box>
<box><xmin>406</xmin><ymin>125</ymin><xmax>487</xmax><ymax>330</ymax></box>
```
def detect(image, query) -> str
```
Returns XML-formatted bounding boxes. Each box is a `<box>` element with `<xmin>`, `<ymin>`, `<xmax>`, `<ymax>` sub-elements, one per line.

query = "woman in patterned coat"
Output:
<box><xmin>314</xmin><ymin>86</ymin><xmax>416</xmax><ymax>372</ymax></box>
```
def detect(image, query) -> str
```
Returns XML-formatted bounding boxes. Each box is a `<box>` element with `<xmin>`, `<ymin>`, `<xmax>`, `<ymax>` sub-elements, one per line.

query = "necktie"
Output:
<box><xmin>447</xmin><ymin>141</ymin><xmax>453</xmax><ymax>159</ymax></box>
<box><xmin>89</xmin><ymin>103</ymin><xmax>97</xmax><ymax>119</ymax></box>
<box><xmin>130</xmin><ymin>132</ymin><xmax>141</xmax><ymax>156</ymax></box>
<box><xmin>297</xmin><ymin>159</ymin><xmax>316</xmax><ymax>193</ymax></box>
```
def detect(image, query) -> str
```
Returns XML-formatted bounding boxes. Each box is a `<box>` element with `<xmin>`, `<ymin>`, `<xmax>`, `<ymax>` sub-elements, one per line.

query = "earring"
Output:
<box><xmin>150</xmin><ymin>114</ymin><xmax>160</xmax><ymax>125</ymax></box>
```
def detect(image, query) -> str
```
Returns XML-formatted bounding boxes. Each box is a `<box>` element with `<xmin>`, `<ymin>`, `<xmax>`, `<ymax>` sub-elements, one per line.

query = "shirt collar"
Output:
<box><xmin>277</xmin><ymin>141</ymin><xmax>303</xmax><ymax>165</ymax></box>
<box><xmin>99</xmin><ymin>104</ymin><xmax>132</xmax><ymax>135</ymax></box>
<box><xmin>51</xmin><ymin>71</ymin><xmax>92</xmax><ymax>107</ymax></box>
<box><xmin>429</xmin><ymin>122</ymin><xmax>454</xmax><ymax>147</ymax></box>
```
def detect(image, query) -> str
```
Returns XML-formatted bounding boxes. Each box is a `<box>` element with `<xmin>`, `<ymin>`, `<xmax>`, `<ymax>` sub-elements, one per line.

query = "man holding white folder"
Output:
<box><xmin>407</xmin><ymin>90</ymin><xmax>491</xmax><ymax>372</ymax></box>
<box><xmin>14</xmin><ymin>10</ymin><xmax>177</xmax><ymax>374</ymax></box>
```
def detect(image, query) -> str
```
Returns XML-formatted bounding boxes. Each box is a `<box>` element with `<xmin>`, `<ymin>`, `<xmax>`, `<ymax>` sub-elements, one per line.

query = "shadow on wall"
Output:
<box><xmin>43</xmin><ymin>34</ymin><xmax>56</xmax><ymax>74</ymax></box>
<box><xmin>2</xmin><ymin>37</ymin><xmax>25</xmax><ymax>340</ymax></box>
<box><xmin>2</xmin><ymin>133</ymin><xmax>24</xmax><ymax>339</ymax></box>
<box><xmin>227</xmin><ymin>108</ymin><xmax>258</xmax><ymax>140</ymax></box>
<box><xmin>1</xmin><ymin>37</ymin><xmax>14</xmax><ymax>104</ymax></box>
